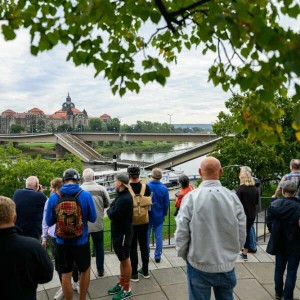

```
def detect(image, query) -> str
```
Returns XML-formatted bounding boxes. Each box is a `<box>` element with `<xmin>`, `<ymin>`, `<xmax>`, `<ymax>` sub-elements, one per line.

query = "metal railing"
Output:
<box><xmin>103</xmin><ymin>196</ymin><xmax>272</xmax><ymax>252</ymax></box>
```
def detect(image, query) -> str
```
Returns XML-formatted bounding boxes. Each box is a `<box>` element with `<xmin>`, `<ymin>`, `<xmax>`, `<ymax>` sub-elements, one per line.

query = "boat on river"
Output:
<box><xmin>94</xmin><ymin>168</ymin><xmax>185</xmax><ymax>193</ymax></box>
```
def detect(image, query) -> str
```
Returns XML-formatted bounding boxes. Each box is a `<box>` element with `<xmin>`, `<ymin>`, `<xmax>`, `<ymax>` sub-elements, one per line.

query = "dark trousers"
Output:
<box><xmin>244</xmin><ymin>218</ymin><xmax>255</xmax><ymax>250</ymax></box>
<box><xmin>48</xmin><ymin>237</ymin><xmax>79</xmax><ymax>283</ymax></box>
<box><xmin>89</xmin><ymin>230</ymin><xmax>104</xmax><ymax>274</ymax></box>
<box><xmin>275</xmin><ymin>251</ymin><xmax>300</xmax><ymax>299</ymax></box>
<box><xmin>130</xmin><ymin>224</ymin><xmax>149</xmax><ymax>275</ymax></box>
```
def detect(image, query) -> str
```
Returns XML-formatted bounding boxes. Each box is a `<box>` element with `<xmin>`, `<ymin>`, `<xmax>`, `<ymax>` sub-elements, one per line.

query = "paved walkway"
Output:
<box><xmin>37</xmin><ymin>243</ymin><xmax>300</xmax><ymax>300</ymax></box>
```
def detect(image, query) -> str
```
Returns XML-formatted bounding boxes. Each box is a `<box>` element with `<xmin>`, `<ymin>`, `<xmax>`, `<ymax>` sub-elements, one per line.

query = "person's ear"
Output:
<box><xmin>13</xmin><ymin>213</ymin><xmax>17</xmax><ymax>224</ymax></box>
<box><xmin>219</xmin><ymin>168</ymin><xmax>223</xmax><ymax>177</ymax></box>
<box><xmin>198</xmin><ymin>168</ymin><xmax>202</xmax><ymax>176</ymax></box>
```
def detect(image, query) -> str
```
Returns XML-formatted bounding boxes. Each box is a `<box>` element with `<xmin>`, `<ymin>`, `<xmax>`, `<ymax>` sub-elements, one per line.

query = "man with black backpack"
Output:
<box><xmin>46</xmin><ymin>168</ymin><xmax>97</xmax><ymax>300</ymax></box>
<box><xmin>127</xmin><ymin>164</ymin><xmax>152</xmax><ymax>282</ymax></box>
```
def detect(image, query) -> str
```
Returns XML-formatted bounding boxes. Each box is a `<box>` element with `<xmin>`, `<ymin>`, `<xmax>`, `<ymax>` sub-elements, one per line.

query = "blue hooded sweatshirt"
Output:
<box><xmin>46</xmin><ymin>184</ymin><xmax>97</xmax><ymax>245</ymax></box>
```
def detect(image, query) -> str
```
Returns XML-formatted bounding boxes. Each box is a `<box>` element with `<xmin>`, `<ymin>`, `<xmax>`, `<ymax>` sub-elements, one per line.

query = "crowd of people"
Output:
<box><xmin>1</xmin><ymin>157</ymin><xmax>300</xmax><ymax>300</ymax></box>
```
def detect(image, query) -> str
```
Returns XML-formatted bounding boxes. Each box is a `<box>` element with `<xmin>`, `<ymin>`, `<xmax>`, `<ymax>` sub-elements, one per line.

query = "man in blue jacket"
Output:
<box><xmin>267</xmin><ymin>181</ymin><xmax>300</xmax><ymax>300</ymax></box>
<box><xmin>46</xmin><ymin>168</ymin><xmax>96</xmax><ymax>300</ymax></box>
<box><xmin>147</xmin><ymin>168</ymin><xmax>169</xmax><ymax>263</ymax></box>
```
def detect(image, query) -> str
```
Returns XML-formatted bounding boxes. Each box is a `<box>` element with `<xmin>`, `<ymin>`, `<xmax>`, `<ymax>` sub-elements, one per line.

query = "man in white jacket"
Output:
<box><xmin>175</xmin><ymin>157</ymin><xmax>246</xmax><ymax>300</ymax></box>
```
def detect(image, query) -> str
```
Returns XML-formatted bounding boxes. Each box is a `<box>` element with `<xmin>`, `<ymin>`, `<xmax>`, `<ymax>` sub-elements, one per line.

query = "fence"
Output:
<box><xmin>102</xmin><ymin>196</ymin><xmax>273</xmax><ymax>252</ymax></box>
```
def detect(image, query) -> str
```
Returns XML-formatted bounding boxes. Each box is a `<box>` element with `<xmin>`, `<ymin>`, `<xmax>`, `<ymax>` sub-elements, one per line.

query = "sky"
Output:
<box><xmin>0</xmin><ymin>11</ymin><xmax>298</xmax><ymax>126</ymax></box>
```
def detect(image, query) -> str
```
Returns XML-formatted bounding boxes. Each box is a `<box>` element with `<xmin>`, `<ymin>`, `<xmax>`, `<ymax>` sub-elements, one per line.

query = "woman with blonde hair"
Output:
<box><xmin>236</xmin><ymin>167</ymin><xmax>259</xmax><ymax>261</ymax></box>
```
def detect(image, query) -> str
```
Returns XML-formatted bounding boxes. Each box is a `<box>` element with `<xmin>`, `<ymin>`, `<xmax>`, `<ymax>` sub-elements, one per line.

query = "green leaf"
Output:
<box><xmin>30</xmin><ymin>45</ymin><xmax>39</xmax><ymax>56</ymax></box>
<box><xmin>150</xmin><ymin>10</ymin><xmax>161</xmax><ymax>24</ymax></box>
<box><xmin>119</xmin><ymin>87</ymin><xmax>126</xmax><ymax>97</ymax></box>
<box><xmin>2</xmin><ymin>25</ymin><xmax>16</xmax><ymax>41</ymax></box>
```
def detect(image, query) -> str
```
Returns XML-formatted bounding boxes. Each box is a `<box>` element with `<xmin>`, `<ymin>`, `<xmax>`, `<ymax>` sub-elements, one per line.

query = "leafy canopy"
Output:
<box><xmin>211</xmin><ymin>94</ymin><xmax>300</xmax><ymax>189</ymax></box>
<box><xmin>1</xmin><ymin>0</ymin><xmax>300</xmax><ymax>140</ymax></box>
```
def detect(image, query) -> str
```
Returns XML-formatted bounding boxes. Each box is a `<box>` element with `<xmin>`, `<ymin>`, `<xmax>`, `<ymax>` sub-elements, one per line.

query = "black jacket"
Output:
<box><xmin>107</xmin><ymin>189</ymin><xmax>133</xmax><ymax>234</ymax></box>
<box><xmin>266</xmin><ymin>197</ymin><xmax>300</xmax><ymax>255</ymax></box>
<box><xmin>0</xmin><ymin>226</ymin><xmax>53</xmax><ymax>300</ymax></box>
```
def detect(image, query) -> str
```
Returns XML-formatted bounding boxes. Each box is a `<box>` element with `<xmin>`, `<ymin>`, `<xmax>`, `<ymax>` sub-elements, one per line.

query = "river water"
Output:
<box><xmin>84</xmin><ymin>143</ymin><xmax>205</xmax><ymax>176</ymax></box>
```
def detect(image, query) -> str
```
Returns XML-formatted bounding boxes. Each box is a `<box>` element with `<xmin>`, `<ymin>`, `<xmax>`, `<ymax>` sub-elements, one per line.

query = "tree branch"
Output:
<box><xmin>169</xmin><ymin>0</ymin><xmax>212</xmax><ymax>18</ymax></box>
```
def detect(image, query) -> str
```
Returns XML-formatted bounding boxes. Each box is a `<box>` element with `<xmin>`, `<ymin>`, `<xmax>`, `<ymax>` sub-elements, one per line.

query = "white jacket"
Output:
<box><xmin>175</xmin><ymin>180</ymin><xmax>246</xmax><ymax>273</ymax></box>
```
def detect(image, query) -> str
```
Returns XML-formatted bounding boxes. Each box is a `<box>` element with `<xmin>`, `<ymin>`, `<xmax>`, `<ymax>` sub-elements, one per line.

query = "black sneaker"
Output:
<box><xmin>275</xmin><ymin>295</ymin><xmax>282</xmax><ymax>300</ymax></box>
<box><xmin>138</xmin><ymin>268</ymin><xmax>150</xmax><ymax>279</ymax></box>
<box><xmin>240</xmin><ymin>253</ymin><xmax>248</xmax><ymax>261</ymax></box>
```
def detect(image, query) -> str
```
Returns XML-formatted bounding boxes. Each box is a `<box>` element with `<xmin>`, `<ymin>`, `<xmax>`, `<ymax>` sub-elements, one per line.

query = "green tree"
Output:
<box><xmin>106</xmin><ymin>118</ymin><xmax>121</xmax><ymax>132</ymax></box>
<box><xmin>1</xmin><ymin>1</ymin><xmax>299</xmax><ymax>140</ymax></box>
<box><xmin>10</xmin><ymin>124</ymin><xmax>24</xmax><ymax>133</ymax></box>
<box><xmin>89</xmin><ymin>118</ymin><xmax>103</xmax><ymax>131</ymax></box>
<box><xmin>56</xmin><ymin>124</ymin><xmax>72</xmax><ymax>132</ymax></box>
<box><xmin>36</xmin><ymin>119</ymin><xmax>45</xmax><ymax>132</ymax></box>
<box><xmin>211</xmin><ymin>94</ymin><xmax>300</xmax><ymax>189</ymax></box>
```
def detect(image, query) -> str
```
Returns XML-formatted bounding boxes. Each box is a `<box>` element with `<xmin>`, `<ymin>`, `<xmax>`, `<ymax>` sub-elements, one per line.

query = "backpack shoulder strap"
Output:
<box><xmin>140</xmin><ymin>184</ymin><xmax>146</xmax><ymax>196</ymax></box>
<box><xmin>75</xmin><ymin>190</ymin><xmax>83</xmax><ymax>199</ymax></box>
<box><xmin>56</xmin><ymin>191</ymin><xmax>62</xmax><ymax>198</ymax></box>
<box><xmin>128</xmin><ymin>186</ymin><xmax>136</xmax><ymax>198</ymax></box>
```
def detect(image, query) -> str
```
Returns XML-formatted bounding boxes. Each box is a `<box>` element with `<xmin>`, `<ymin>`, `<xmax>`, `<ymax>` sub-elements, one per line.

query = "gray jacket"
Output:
<box><xmin>81</xmin><ymin>182</ymin><xmax>110</xmax><ymax>232</ymax></box>
<box><xmin>175</xmin><ymin>180</ymin><xmax>246</xmax><ymax>273</ymax></box>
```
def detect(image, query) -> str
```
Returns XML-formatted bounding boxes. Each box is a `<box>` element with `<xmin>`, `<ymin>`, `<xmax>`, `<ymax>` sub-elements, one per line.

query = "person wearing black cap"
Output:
<box><xmin>107</xmin><ymin>173</ymin><xmax>134</xmax><ymax>300</ymax></box>
<box><xmin>127</xmin><ymin>164</ymin><xmax>152</xmax><ymax>282</ymax></box>
<box><xmin>46</xmin><ymin>168</ymin><xmax>97</xmax><ymax>300</ymax></box>
<box><xmin>267</xmin><ymin>181</ymin><xmax>300</xmax><ymax>300</ymax></box>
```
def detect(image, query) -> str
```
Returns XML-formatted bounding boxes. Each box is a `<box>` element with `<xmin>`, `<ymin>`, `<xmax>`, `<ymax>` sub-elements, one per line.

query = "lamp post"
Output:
<box><xmin>167</xmin><ymin>114</ymin><xmax>173</xmax><ymax>133</ymax></box>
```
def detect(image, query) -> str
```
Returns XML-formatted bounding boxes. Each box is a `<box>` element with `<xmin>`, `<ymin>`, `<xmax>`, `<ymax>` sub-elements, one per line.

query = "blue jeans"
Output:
<box><xmin>89</xmin><ymin>230</ymin><xmax>104</xmax><ymax>274</ymax></box>
<box><xmin>187</xmin><ymin>261</ymin><xmax>237</xmax><ymax>300</ymax></box>
<box><xmin>147</xmin><ymin>223</ymin><xmax>163</xmax><ymax>259</ymax></box>
<box><xmin>249</xmin><ymin>225</ymin><xmax>257</xmax><ymax>251</ymax></box>
<box><xmin>275</xmin><ymin>251</ymin><xmax>300</xmax><ymax>299</ymax></box>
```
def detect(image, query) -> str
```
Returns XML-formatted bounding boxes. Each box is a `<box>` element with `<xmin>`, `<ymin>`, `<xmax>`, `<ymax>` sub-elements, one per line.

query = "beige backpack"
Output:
<box><xmin>129</xmin><ymin>184</ymin><xmax>152</xmax><ymax>225</ymax></box>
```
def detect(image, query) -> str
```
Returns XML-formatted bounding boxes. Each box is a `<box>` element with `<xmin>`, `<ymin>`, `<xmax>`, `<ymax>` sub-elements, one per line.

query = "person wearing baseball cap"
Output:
<box><xmin>107</xmin><ymin>173</ymin><xmax>134</xmax><ymax>300</ymax></box>
<box><xmin>267</xmin><ymin>180</ymin><xmax>300</xmax><ymax>300</ymax></box>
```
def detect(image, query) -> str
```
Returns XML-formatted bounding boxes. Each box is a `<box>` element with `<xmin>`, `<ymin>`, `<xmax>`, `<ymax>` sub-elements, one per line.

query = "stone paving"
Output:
<box><xmin>37</xmin><ymin>244</ymin><xmax>300</xmax><ymax>300</ymax></box>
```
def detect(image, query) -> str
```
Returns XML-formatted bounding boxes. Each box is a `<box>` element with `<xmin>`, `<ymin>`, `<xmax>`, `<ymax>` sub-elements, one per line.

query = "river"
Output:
<box><xmin>84</xmin><ymin>142</ymin><xmax>205</xmax><ymax>176</ymax></box>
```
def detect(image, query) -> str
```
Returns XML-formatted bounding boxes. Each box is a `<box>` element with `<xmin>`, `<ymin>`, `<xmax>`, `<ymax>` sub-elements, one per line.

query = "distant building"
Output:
<box><xmin>99</xmin><ymin>114</ymin><xmax>112</xmax><ymax>124</ymax></box>
<box><xmin>0</xmin><ymin>93</ymin><xmax>89</xmax><ymax>133</ymax></box>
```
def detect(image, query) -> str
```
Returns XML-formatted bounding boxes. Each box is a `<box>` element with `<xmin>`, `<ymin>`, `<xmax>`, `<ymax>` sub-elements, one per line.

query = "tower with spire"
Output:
<box><xmin>62</xmin><ymin>93</ymin><xmax>75</xmax><ymax>112</ymax></box>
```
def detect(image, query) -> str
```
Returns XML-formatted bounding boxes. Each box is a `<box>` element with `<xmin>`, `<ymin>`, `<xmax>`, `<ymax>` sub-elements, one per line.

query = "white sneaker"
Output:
<box><xmin>54</xmin><ymin>287</ymin><xmax>64</xmax><ymax>300</ymax></box>
<box><xmin>72</xmin><ymin>281</ymin><xmax>80</xmax><ymax>294</ymax></box>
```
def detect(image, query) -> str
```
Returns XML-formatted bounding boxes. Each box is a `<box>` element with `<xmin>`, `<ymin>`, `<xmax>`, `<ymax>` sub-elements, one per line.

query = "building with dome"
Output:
<box><xmin>0</xmin><ymin>93</ymin><xmax>89</xmax><ymax>133</ymax></box>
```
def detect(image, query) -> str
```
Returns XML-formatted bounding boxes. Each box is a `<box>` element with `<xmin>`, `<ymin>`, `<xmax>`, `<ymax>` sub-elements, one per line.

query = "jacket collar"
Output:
<box><xmin>0</xmin><ymin>226</ymin><xmax>21</xmax><ymax>239</ymax></box>
<box><xmin>200</xmin><ymin>180</ymin><xmax>222</xmax><ymax>187</ymax></box>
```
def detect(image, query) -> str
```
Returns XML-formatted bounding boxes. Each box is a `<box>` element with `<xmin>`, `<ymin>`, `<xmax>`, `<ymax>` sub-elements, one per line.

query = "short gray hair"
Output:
<box><xmin>290</xmin><ymin>159</ymin><xmax>300</xmax><ymax>170</ymax></box>
<box><xmin>26</xmin><ymin>176</ymin><xmax>39</xmax><ymax>189</ymax></box>
<box><xmin>282</xmin><ymin>180</ymin><xmax>297</xmax><ymax>194</ymax></box>
<box><xmin>152</xmin><ymin>168</ymin><xmax>162</xmax><ymax>180</ymax></box>
<box><xmin>82</xmin><ymin>168</ymin><xmax>94</xmax><ymax>182</ymax></box>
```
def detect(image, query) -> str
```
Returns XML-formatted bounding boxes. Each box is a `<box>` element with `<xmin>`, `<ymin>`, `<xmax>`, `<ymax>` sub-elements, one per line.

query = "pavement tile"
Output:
<box><xmin>88</xmin><ymin>275</ymin><xmax>119</xmax><ymax>299</ymax></box>
<box><xmin>167</xmin><ymin>256</ymin><xmax>186</xmax><ymax>267</ymax></box>
<box><xmin>151</xmin><ymin>267</ymin><xmax>187</xmax><ymax>286</ymax></box>
<box><xmin>243</xmin><ymin>262</ymin><xmax>275</xmax><ymax>284</ymax></box>
<box><xmin>161</xmin><ymin>282</ymin><xmax>188</xmax><ymax>300</ymax></box>
<box><xmin>265</xmin><ymin>282</ymin><xmax>300</xmax><ymax>299</ymax></box>
<box><xmin>37</xmin><ymin>290</ymin><xmax>48</xmax><ymax>300</ymax></box>
<box><xmin>235</xmin><ymin>264</ymin><xmax>254</xmax><ymax>279</ymax></box>
<box><xmin>132</xmin><ymin>291</ymin><xmax>168</xmax><ymax>299</ymax></box>
<box><xmin>130</xmin><ymin>275</ymin><xmax>161</xmax><ymax>296</ymax></box>
<box><xmin>37</xmin><ymin>284</ymin><xmax>44</xmax><ymax>292</ymax></box>
<box><xmin>43</xmin><ymin>272</ymin><xmax>61</xmax><ymax>289</ymax></box>
<box><xmin>234</xmin><ymin>278</ymin><xmax>273</xmax><ymax>299</ymax></box>
<box><xmin>253</xmin><ymin>253</ymin><xmax>274</xmax><ymax>263</ymax></box>
<box><xmin>46</xmin><ymin>287</ymin><xmax>92</xmax><ymax>300</ymax></box>
<box><xmin>104</xmin><ymin>254</ymin><xmax>120</xmax><ymax>276</ymax></box>
<box><xmin>162</xmin><ymin>248</ymin><xmax>178</xmax><ymax>258</ymax></box>
<box><xmin>149</xmin><ymin>250</ymin><xmax>172</xmax><ymax>269</ymax></box>
<box><xmin>182</xmin><ymin>266</ymin><xmax>187</xmax><ymax>274</ymax></box>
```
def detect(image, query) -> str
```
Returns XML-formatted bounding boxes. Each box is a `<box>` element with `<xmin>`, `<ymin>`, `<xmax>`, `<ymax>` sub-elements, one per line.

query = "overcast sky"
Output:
<box><xmin>0</xmin><ymin>12</ymin><xmax>298</xmax><ymax>126</ymax></box>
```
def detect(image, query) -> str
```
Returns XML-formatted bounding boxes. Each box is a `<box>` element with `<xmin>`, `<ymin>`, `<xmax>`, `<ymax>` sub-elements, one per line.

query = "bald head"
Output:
<box><xmin>26</xmin><ymin>176</ymin><xmax>39</xmax><ymax>190</ymax></box>
<box><xmin>199</xmin><ymin>157</ymin><xmax>223</xmax><ymax>181</ymax></box>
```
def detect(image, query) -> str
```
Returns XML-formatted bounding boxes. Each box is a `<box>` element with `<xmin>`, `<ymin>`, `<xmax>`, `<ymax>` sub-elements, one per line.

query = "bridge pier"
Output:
<box><xmin>55</xmin><ymin>143</ymin><xmax>69</xmax><ymax>159</ymax></box>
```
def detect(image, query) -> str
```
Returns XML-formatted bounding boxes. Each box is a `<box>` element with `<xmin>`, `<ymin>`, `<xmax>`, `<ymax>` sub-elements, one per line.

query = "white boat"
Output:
<box><xmin>94</xmin><ymin>168</ymin><xmax>185</xmax><ymax>193</ymax></box>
